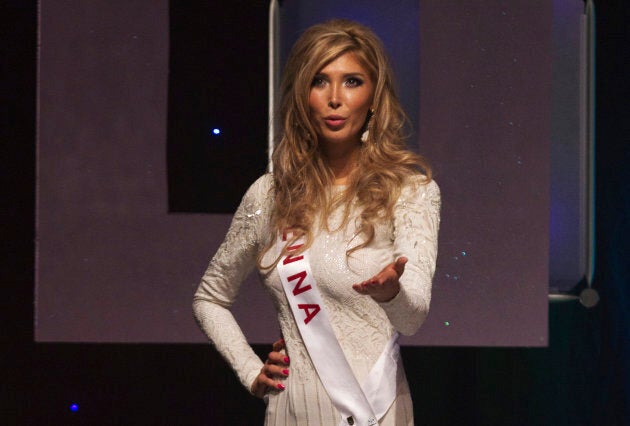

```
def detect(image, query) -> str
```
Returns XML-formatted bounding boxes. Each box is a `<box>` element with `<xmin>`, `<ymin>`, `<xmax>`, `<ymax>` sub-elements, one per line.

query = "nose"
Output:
<box><xmin>328</xmin><ymin>83</ymin><xmax>341</xmax><ymax>109</ymax></box>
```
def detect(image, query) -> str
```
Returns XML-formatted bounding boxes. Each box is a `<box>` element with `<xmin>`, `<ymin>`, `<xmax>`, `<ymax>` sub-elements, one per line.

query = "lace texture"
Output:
<box><xmin>193</xmin><ymin>173</ymin><xmax>441</xmax><ymax>420</ymax></box>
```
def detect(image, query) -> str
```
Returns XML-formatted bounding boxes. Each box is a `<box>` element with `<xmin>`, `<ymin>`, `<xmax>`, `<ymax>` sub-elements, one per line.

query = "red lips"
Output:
<box><xmin>324</xmin><ymin>115</ymin><xmax>346</xmax><ymax>127</ymax></box>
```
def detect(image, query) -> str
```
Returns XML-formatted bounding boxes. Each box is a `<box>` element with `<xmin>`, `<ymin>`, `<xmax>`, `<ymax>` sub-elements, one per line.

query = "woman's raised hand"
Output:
<box><xmin>251</xmin><ymin>338</ymin><xmax>290</xmax><ymax>398</ymax></box>
<box><xmin>352</xmin><ymin>257</ymin><xmax>407</xmax><ymax>303</ymax></box>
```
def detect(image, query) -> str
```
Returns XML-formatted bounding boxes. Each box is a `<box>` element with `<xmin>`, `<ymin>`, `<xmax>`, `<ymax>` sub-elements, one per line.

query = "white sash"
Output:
<box><xmin>276</xmin><ymin>234</ymin><xmax>399</xmax><ymax>426</ymax></box>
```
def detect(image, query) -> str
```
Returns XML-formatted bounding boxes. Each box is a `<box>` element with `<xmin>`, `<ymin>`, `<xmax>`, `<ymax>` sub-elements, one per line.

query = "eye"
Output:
<box><xmin>311</xmin><ymin>76</ymin><xmax>327</xmax><ymax>87</ymax></box>
<box><xmin>345</xmin><ymin>77</ymin><xmax>363</xmax><ymax>88</ymax></box>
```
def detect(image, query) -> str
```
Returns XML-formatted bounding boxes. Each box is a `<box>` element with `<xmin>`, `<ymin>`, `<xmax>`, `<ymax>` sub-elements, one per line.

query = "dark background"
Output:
<box><xmin>2</xmin><ymin>1</ymin><xmax>629</xmax><ymax>425</ymax></box>
<box><xmin>167</xmin><ymin>1</ymin><xmax>269</xmax><ymax>214</ymax></box>
<box><xmin>33</xmin><ymin>0</ymin><xmax>550</xmax><ymax>347</ymax></box>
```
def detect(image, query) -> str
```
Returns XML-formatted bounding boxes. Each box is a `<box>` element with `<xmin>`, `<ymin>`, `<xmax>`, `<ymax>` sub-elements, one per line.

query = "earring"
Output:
<box><xmin>361</xmin><ymin>129</ymin><xmax>369</xmax><ymax>143</ymax></box>
<box><xmin>361</xmin><ymin>109</ymin><xmax>375</xmax><ymax>143</ymax></box>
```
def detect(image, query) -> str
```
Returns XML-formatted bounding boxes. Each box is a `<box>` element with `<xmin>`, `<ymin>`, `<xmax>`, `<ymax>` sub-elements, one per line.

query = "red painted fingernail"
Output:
<box><xmin>277</xmin><ymin>383</ymin><xmax>286</xmax><ymax>390</ymax></box>
<box><xmin>282</xmin><ymin>369</ymin><xmax>289</xmax><ymax>375</ymax></box>
<box><xmin>284</xmin><ymin>356</ymin><xmax>290</xmax><ymax>363</ymax></box>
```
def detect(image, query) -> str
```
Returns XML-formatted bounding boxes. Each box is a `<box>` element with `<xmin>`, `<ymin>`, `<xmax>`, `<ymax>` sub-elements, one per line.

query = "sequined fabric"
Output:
<box><xmin>193</xmin><ymin>174</ymin><xmax>440</xmax><ymax>425</ymax></box>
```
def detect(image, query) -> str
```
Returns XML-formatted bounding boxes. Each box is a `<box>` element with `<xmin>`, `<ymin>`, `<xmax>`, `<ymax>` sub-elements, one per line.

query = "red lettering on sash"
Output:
<box><xmin>298</xmin><ymin>304</ymin><xmax>321</xmax><ymax>325</ymax></box>
<box><xmin>282</xmin><ymin>243</ymin><xmax>304</xmax><ymax>265</ymax></box>
<box><xmin>287</xmin><ymin>270</ymin><xmax>312</xmax><ymax>296</ymax></box>
<box><xmin>283</xmin><ymin>253</ymin><xmax>303</xmax><ymax>265</ymax></box>
<box><xmin>280</xmin><ymin>232</ymin><xmax>319</xmax><ymax>325</ymax></box>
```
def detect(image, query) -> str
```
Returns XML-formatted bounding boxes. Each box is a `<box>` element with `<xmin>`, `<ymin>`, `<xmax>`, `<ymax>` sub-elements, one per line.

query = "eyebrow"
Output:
<box><xmin>314</xmin><ymin>72</ymin><xmax>367</xmax><ymax>78</ymax></box>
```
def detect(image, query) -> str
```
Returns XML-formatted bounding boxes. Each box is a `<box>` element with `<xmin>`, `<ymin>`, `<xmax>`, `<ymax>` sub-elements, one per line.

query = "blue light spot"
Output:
<box><xmin>70</xmin><ymin>403</ymin><xmax>79</xmax><ymax>412</ymax></box>
<box><xmin>461</xmin><ymin>251</ymin><xmax>467</xmax><ymax>256</ymax></box>
<box><xmin>212</xmin><ymin>128</ymin><xmax>221</xmax><ymax>136</ymax></box>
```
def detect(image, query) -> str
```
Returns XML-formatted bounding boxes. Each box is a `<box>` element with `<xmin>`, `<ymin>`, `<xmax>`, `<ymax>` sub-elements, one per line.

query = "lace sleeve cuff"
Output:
<box><xmin>378</xmin><ymin>282</ymin><xmax>431</xmax><ymax>335</ymax></box>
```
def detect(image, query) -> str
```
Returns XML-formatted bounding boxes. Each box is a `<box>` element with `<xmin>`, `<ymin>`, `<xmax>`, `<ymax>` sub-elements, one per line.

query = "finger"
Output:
<box><xmin>364</xmin><ymin>276</ymin><xmax>386</xmax><ymax>287</ymax></box>
<box><xmin>393</xmin><ymin>257</ymin><xmax>407</xmax><ymax>276</ymax></box>
<box><xmin>353</xmin><ymin>279</ymin><xmax>378</xmax><ymax>289</ymax></box>
<box><xmin>267</xmin><ymin>351</ymin><xmax>290</xmax><ymax>366</ymax></box>
<box><xmin>272</xmin><ymin>338</ymin><xmax>285</xmax><ymax>352</ymax></box>
<box><xmin>253</xmin><ymin>363</ymin><xmax>289</xmax><ymax>396</ymax></box>
<box><xmin>264</xmin><ymin>353</ymin><xmax>290</xmax><ymax>374</ymax></box>
<box><xmin>252</xmin><ymin>374</ymin><xmax>270</xmax><ymax>398</ymax></box>
<box><xmin>359</xmin><ymin>276</ymin><xmax>379</xmax><ymax>286</ymax></box>
<box><xmin>354</xmin><ymin>276</ymin><xmax>382</xmax><ymax>289</ymax></box>
<box><xmin>252</xmin><ymin>373</ymin><xmax>286</xmax><ymax>398</ymax></box>
<box><xmin>263</xmin><ymin>363</ymin><xmax>290</xmax><ymax>378</ymax></box>
<box><xmin>352</xmin><ymin>283</ymin><xmax>369</xmax><ymax>294</ymax></box>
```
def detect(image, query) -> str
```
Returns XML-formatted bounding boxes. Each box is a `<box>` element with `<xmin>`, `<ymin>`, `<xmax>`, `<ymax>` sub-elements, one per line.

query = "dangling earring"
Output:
<box><xmin>361</xmin><ymin>108</ymin><xmax>375</xmax><ymax>143</ymax></box>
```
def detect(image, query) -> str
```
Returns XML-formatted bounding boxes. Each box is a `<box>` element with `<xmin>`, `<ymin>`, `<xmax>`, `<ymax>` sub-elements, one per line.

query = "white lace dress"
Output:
<box><xmin>193</xmin><ymin>174</ymin><xmax>441</xmax><ymax>426</ymax></box>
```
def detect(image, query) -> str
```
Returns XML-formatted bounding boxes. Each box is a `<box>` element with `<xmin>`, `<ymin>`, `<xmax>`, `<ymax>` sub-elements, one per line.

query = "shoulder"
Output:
<box><xmin>243</xmin><ymin>173</ymin><xmax>275</xmax><ymax>201</ymax></box>
<box><xmin>249</xmin><ymin>173</ymin><xmax>274</xmax><ymax>191</ymax></box>
<box><xmin>393</xmin><ymin>175</ymin><xmax>441</xmax><ymax>231</ymax></box>
<box><xmin>234</xmin><ymin>174</ymin><xmax>275</xmax><ymax>219</ymax></box>
<box><xmin>401</xmin><ymin>174</ymin><xmax>440</xmax><ymax>200</ymax></box>
<box><xmin>395</xmin><ymin>174</ymin><xmax>441</xmax><ymax>217</ymax></box>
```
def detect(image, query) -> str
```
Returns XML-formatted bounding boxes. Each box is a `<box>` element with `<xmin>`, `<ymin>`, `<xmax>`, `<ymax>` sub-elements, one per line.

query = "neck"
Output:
<box><xmin>321</xmin><ymin>143</ymin><xmax>360</xmax><ymax>185</ymax></box>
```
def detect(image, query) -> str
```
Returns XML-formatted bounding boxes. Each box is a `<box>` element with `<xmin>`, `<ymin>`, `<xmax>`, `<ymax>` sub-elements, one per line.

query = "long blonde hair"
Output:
<box><xmin>259</xmin><ymin>19</ymin><xmax>431</xmax><ymax>268</ymax></box>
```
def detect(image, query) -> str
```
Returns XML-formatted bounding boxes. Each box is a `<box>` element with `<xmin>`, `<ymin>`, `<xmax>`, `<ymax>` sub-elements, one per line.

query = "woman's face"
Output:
<box><xmin>308</xmin><ymin>52</ymin><xmax>374</xmax><ymax>153</ymax></box>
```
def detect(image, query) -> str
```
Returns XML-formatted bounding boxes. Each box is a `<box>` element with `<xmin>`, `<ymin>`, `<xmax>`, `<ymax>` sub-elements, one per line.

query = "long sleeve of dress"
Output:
<box><xmin>379</xmin><ymin>178</ymin><xmax>441</xmax><ymax>335</ymax></box>
<box><xmin>192</xmin><ymin>175</ymin><xmax>273</xmax><ymax>393</ymax></box>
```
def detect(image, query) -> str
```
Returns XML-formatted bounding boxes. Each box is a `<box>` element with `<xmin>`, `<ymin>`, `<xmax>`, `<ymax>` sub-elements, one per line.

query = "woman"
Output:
<box><xmin>193</xmin><ymin>19</ymin><xmax>440</xmax><ymax>425</ymax></box>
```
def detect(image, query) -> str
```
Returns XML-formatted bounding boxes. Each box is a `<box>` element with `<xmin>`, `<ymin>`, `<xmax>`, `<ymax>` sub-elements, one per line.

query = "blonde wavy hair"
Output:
<box><xmin>259</xmin><ymin>19</ymin><xmax>431</xmax><ymax>268</ymax></box>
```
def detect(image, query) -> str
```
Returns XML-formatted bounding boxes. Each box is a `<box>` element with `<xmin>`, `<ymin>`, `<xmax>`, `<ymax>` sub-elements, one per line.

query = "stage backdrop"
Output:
<box><xmin>36</xmin><ymin>0</ymin><xmax>556</xmax><ymax>345</ymax></box>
